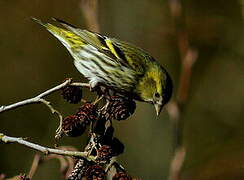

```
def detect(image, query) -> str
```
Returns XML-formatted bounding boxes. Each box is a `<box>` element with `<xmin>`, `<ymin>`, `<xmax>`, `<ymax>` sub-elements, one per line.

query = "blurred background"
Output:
<box><xmin>0</xmin><ymin>0</ymin><xmax>243</xmax><ymax>180</ymax></box>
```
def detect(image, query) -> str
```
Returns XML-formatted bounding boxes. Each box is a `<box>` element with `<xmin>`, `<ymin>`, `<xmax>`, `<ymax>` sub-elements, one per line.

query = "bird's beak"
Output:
<box><xmin>154</xmin><ymin>103</ymin><xmax>163</xmax><ymax>117</ymax></box>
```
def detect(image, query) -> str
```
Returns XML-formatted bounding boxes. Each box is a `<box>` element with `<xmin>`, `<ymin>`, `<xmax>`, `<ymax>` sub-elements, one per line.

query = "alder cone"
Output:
<box><xmin>61</xmin><ymin>86</ymin><xmax>82</xmax><ymax>104</ymax></box>
<box><xmin>85</xmin><ymin>164</ymin><xmax>105</xmax><ymax>180</ymax></box>
<box><xmin>106</xmin><ymin>96</ymin><xmax>136</xmax><ymax>121</ymax></box>
<box><xmin>62</xmin><ymin>115</ymin><xmax>87</xmax><ymax>137</ymax></box>
<box><xmin>67</xmin><ymin>159</ymin><xmax>90</xmax><ymax>180</ymax></box>
<box><xmin>112</xmin><ymin>172</ymin><xmax>132</xmax><ymax>180</ymax></box>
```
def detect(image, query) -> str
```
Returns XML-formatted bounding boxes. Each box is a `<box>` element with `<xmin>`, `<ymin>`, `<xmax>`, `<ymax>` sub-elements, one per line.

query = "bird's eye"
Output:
<box><xmin>154</xmin><ymin>92</ymin><xmax>160</xmax><ymax>98</ymax></box>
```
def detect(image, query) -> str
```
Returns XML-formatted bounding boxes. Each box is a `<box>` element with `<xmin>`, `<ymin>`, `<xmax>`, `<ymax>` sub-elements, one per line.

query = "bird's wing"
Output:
<box><xmin>32</xmin><ymin>18</ymin><xmax>151</xmax><ymax>92</ymax></box>
<box><xmin>53</xmin><ymin>18</ymin><xmax>151</xmax><ymax>75</ymax></box>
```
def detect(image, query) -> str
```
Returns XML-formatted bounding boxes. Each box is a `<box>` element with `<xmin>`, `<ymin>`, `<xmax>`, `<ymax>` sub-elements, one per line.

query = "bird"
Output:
<box><xmin>32</xmin><ymin>17</ymin><xmax>173</xmax><ymax>116</ymax></box>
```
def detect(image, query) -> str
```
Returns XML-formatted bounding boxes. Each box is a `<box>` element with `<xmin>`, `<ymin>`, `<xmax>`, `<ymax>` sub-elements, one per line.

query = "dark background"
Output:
<box><xmin>0</xmin><ymin>0</ymin><xmax>243</xmax><ymax>180</ymax></box>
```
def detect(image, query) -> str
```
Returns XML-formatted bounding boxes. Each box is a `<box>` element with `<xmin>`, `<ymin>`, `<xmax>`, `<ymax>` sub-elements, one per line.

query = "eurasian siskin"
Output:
<box><xmin>32</xmin><ymin>18</ymin><xmax>173</xmax><ymax>116</ymax></box>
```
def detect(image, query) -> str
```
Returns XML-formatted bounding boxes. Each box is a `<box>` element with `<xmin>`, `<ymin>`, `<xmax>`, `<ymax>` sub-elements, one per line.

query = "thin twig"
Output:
<box><xmin>39</xmin><ymin>98</ymin><xmax>64</xmax><ymax>133</ymax></box>
<box><xmin>70</xmin><ymin>82</ymin><xmax>90</xmax><ymax>88</ymax></box>
<box><xmin>0</xmin><ymin>133</ymin><xmax>95</xmax><ymax>161</ymax></box>
<box><xmin>0</xmin><ymin>79</ymin><xmax>90</xmax><ymax>114</ymax></box>
<box><xmin>105</xmin><ymin>157</ymin><xmax>117</xmax><ymax>172</ymax></box>
<box><xmin>106</xmin><ymin>161</ymin><xmax>126</xmax><ymax>180</ymax></box>
<box><xmin>0</xmin><ymin>79</ymin><xmax>71</xmax><ymax>113</ymax></box>
<box><xmin>0</xmin><ymin>79</ymin><xmax>90</xmax><ymax>138</ymax></box>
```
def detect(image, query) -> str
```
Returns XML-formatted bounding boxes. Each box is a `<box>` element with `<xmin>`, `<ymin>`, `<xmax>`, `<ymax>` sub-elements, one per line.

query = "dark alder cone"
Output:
<box><xmin>112</xmin><ymin>172</ymin><xmax>132</xmax><ymax>180</ymax></box>
<box><xmin>110</xmin><ymin>137</ymin><xmax>124</xmax><ymax>156</ymax></box>
<box><xmin>62</xmin><ymin>103</ymin><xmax>98</xmax><ymax>137</ymax></box>
<box><xmin>106</xmin><ymin>96</ymin><xmax>136</xmax><ymax>121</ymax></box>
<box><xmin>67</xmin><ymin>158</ymin><xmax>92</xmax><ymax>180</ymax></box>
<box><xmin>93</xmin><ymin>116</ymin><xmax>106</xmax><ymax>135</ymax></box>
<box><xmin>61</xmin><ymin>85</ymin><xmax>82</xmax><ymax>104</ymax></box>
<box><xmin>95</xmin><ymin>86</ymin><xmax>116</xmax><ymax>99</ymax></box>
<box><xmin>96</xmin><ymin>127</ymin><xmax>124</xmax><ymax>157</ymax></box>
<box><xmin>76</xmin><ymin>103</ymin><xmax>98</xmax><ymax>122</ymax></box>
<box><xmin>103</xmin><ymin>126</ymin><xmax>115</xmax><ymax>144</ymax></box>
<box><xmin>85</xmin><ymin>164</ymin><xmax>105</xmax><ymax>180</ymax></box>
<box><xmin>62</xmin><ymin>115</ymin><xmax>87</xmax><ymax>137</ymax></box>
<box><xmin>97</xmin><ymin>145</ymin><xmax>114</xmax><ymax>162</ymax></box>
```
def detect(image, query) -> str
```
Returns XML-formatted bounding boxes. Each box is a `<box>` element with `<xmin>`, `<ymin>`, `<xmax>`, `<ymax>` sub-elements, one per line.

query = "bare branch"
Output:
<box><xmin>0</xmin><ymin>133</ymin><xmax>95</xmax><ymax>161</ymax></box>
<box><xmin>38</xmin><ymin>98</ymin><xmax>65</xmax><ymax>138</ymax></box>
<box><xmin>70</xmin><ymin>82</ymin><xmax>90</xmax><ymax>88</ymax></box>
<box><xmin>0</xmin><ymin>79</ymin><xmax>70</xmax><ymax>113</ymax></box>
<box><xmin>0</xmin><ymin>79</ymin><xmax>90</xmax><ymax>139</ymax></box>
<box><xmin>37</xmin><ymin>79</ymin><xmax>72</xmax><ymax>98</ymax></box>
<box><xmin>166</xmin><ymin>0</ymin><xmax>199</xmax><ymax>180</ymax></box>
<box><xmin>0</xmin><ymin>79</ymin><xmax>89</xmax><ymax>114</ymax></box>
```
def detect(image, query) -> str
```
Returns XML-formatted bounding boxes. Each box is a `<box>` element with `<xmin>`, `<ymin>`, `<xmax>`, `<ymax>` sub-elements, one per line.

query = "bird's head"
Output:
<box><xmin>137</xmin><ymin>65</ymin><xmax>173</xmax><ymax>116</ymax></box>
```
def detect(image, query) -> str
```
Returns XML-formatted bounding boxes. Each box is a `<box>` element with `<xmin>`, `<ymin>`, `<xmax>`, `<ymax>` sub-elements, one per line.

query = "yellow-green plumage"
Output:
<box><xmin>32</xmin><ymin>18</ymin><xmax>173</xmax><ymax>115</ymax></box>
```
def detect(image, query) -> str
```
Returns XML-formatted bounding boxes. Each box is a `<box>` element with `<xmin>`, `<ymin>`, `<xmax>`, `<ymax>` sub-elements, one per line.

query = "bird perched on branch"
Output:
<box><xmin>32</xmin><ymin>18</ymin><xmax>173</xmax><ymax>116</ymax></box>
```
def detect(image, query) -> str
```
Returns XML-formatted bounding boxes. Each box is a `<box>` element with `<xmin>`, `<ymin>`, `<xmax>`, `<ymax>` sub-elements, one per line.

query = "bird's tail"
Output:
<box><xmin>31</xmin><ymin>17</ymin><xmax>58</xmax><ymax>32</ymax></box>
<box><xmin>31</xmin><ymin>17</ymin><xmax>84</xmax><ymax>49</ymax></box>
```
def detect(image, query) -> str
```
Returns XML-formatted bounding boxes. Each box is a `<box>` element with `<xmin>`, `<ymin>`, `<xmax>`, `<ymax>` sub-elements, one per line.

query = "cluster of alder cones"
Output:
<box><xmin>60</xmin><ymin>84</ymin><xmax>139</xmax><ymax>180</ymax></box>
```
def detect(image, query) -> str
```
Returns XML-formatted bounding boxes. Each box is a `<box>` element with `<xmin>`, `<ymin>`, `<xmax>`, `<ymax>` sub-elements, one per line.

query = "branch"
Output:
<box><xmin>0</xmin><ymin>133</ymin><xmax>95</xmax><ymax>161</ymax></box>
<box><xmin>0</xmin><ymin>79</ymin><xmax>90</xmax><ymax>138</ymax></box>
<box><xmin>0</xmin><ymin>88</ymin><xmax>138</xmax><ymax>179</ymax></box>
<box><xmin>166</xmin><ymin>0</ymin><xmax>198</xmax><ymax>180</ymax></box>
<box><xmin>0</xmin><ymin>79</ymin><xmax>71</xmax><ymax>113</ymax></box>
<box><xmin>0</xmin><ymin>79</ymin><xmax>89</xmax><ymax>113</ymax></box>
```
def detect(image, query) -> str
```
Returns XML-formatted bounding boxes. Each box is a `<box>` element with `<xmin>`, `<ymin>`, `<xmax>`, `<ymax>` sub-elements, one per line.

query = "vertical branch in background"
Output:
<box><xmin>166</xmin><ymin>0</ymin><xmax>198</xmax><ymax>180</ymax></box>
<box><xmin>80</xmin><ymin>0</ymin><xmax>100</xmax><ymax>33</ymax></box>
